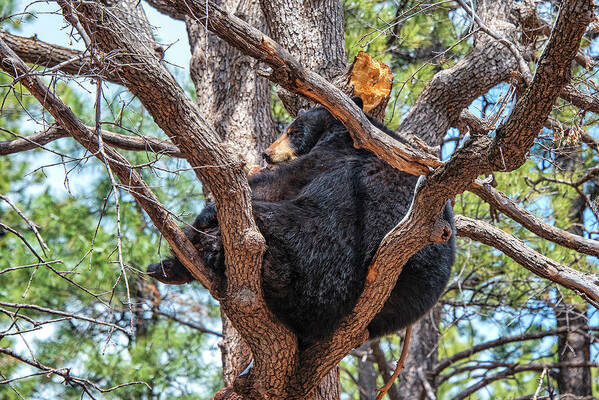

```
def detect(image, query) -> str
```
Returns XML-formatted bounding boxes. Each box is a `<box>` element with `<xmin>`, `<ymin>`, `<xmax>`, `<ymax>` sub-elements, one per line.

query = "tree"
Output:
<box><xmin>0</xmin><ymin>0</ymin><xmax>598</xmax><ymax>399</ymax></box>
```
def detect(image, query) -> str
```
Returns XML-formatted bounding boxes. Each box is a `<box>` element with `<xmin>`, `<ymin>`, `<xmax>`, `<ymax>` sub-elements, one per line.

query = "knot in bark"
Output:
<box><xmin>430</xmin><ymin>218</ymin><xmax>452</xmax><ymax>243</ymax></box>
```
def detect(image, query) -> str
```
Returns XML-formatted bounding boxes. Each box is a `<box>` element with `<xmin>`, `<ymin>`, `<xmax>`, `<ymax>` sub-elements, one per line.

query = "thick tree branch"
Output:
<box><xmin>560</xmin><ymin>84</ymin><xmax>599</xmax><ymax>114</ymax></box>
<box><xmin>0</xmin><ymin>124</ymin><xmax>182</xmax><ymax>157</ymax></box>
<box><xmin>144</xmin><ymin>0</ymin><xmax>185</xmax><ymax>20</ymax></box>
<box><xmin>471</xmin><ymin>183</ymin><xmax>599</xmax><ymax>257</ymax></box>
<box><xmin>38</xmin><ymin>0</ymin><xmax>592</xmax><ymax>398</ymax></box>
<box><xmin>69</xmin><ymin>2</ymin><xmax>295</xmax><ymax>398</ymax></box>
<box><xmin>258</xmin><ymin>0</ymin><xmax>347</xmax><ymax>115</ymax></box>
<box><xmin>165</xmin><ymin>0</ymin><xmax>441</xmax><ymax>176</ymax></box>
<box><xmin>433</xmin><ymin>326</ymin><xmax>599</xmax><ymax>378</ymax></box>
<box><xmin>583</xmin><ymin>132</ymin><xmax>599</xmax><ymax>152</ymax></box>
<box><xmin>455</xmin><ymin>215</ymin><xmax>599</xmax><ymax>307</ymax></box>
<box><xmin>0</xmin><ymin>30</ymin><xmax>124</xmax><ymax>84</ymax></box>
<box><xmin>0</xmin><ymin>38</ymin><xmax>215</xmax><ymax>291</ymax></box>
<box><xmin>397</xmin><ymin>1</ymin><xmax>520</xmax><ymax>145</ymax></box>
<box><xmin>289</xmin><ymin>0</ymin><xmax>594</xmax><ymax>394</ymax></box>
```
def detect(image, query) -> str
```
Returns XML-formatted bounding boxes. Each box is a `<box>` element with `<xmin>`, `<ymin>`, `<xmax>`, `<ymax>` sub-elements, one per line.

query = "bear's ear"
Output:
<box><xmin>297</xmin><ymin>108</ymin><xmax>307</xmax><ymax>117</ymax></box>
<box><xmin>351</xmin><ymin>96</ymin><xmax>364</xmax><ymax>110</ymax></box>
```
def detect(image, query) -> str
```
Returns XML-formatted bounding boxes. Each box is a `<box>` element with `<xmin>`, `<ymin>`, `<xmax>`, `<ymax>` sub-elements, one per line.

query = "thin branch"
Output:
<box><xmin>0</xmin><ymin>347</ymin><xmax>150</xmax><ymax>394</ymax></box>
<box><xmin>417</xmin><ymin>367</ymin><xmax>437</xmax><ymax>400</ymax></box>
<box><xmin>583</xmin><ymin>132</ymin><xmax>599</xmax><ymax>153</ymax></box>
<box><xmin>455</xmin><ymin>0</ymin><xmax>533</xmax><ymax>84</ymax></box>
<box><xmin>164</xmin><ymin>0</ymin><xmax>441</xmax><ymax>176</ymax></box>
<box><xmin>0</xmin><ymin>194</ymin><xmax>49</xmax><ymax>255</ymax></box>
<box><xmin>433</xmin><ymin>326</ymin><xmax>599</xmax><ymax>377</ymax></box>
<box><xmin>376</xmin><ymin>325</ymin><xmax>412</xmax><ymax>400</ymax></box>
<box><xmin>0</xmin><ymin>125</ymin><xmax>182</xmax><ymax>157</ymax></box>
<box><xmin>470</xmin><ymin>182</ymin><xmax>599</xmax><ymax>257</ymax></box>
<box><xmin>0</xmin><ymin>30</ymin><xmax>122</xmax><ymax>84</ymax></box>
<box><xmin>0</xmin><ymin>37</ymin><xmax>216</xmax><ymax>291</ymax></box>
<box><xmin>153</xmin><ymin>308</ymin><xmax>223</xmax><ymax>337</ymax></box>
<box><xmin>0</xmin><ymin>301</ymin><xmax>129</xmax><ymax>334</ymax></box>
<box><xmin>0</xmin><ymin>222</ymin><xmax>45</xmax><ymax>262</ymax></box>
<box><xmin>370</xmin><ymin>341</ymin><xmax>401</xmax><ymax>400</ymax></box>
<box><xmin>452</xmin><ymin>362</ymin><xmax>599</xmax><ymax>400</ymax></box>
<box><xmin>455</xmin><ymin>215</ymin><xmax>599</xmax><ymax>308</ymax></box>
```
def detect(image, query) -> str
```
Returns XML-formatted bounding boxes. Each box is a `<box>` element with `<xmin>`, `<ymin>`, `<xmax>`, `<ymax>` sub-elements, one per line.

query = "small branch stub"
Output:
<box><xmin>349</xmin><ymin>51</ymin><xmax>394</xmax><ymax>121</ymax></box>
<box><xmin>430</xmin><ymin>218</ymin><xmax>453</xmax><ymax>243</ymax></box>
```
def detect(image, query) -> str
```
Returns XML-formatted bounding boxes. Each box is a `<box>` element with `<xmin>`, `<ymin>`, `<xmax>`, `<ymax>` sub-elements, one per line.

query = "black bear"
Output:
<box><xmin>148</xmin><ymin>99</ymin><xmax>456</xmax><ymax>345</ymax></box>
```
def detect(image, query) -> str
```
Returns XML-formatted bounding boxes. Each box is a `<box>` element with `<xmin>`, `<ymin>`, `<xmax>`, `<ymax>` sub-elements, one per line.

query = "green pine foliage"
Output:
<box><xmin>1</xmin><ymin>1</ymin><xmax>598</xmax><ymax>399</ymax></box>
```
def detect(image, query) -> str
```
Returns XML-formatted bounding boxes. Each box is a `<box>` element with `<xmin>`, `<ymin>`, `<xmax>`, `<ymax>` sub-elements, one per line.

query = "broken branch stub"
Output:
<box><xmin>349</xmin><ymin>51</ymin><xmax>394</xmax><ymax>122</ymax></box>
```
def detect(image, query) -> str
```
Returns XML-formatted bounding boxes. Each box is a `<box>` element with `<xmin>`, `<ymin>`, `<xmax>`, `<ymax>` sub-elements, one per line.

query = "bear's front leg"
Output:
<box><xmin>147</xmin><ymin>258</ymin><xmax>194</xmax><ymax>285</ymax></box>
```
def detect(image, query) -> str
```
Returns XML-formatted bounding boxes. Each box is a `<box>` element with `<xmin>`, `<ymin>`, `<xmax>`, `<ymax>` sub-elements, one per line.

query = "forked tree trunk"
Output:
<box><xmin>186</xmin><ymin>1</ymin><xmax>343</xmax><ymax>398</ymax></box>
<box><xmin>185</xmin><ymin>0</ymin><xmax>273</xmax><ymax>386</ymax></box>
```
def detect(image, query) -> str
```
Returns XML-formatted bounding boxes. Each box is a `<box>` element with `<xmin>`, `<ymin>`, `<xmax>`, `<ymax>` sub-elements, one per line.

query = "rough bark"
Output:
<box><xmin>5</xmin><ymin>0</ymin><xmax>595</xmax><ymax>398</ymax></box>
<box><xmin>0</xmin><ymin>125</ymin><xmax>182</xmax><ymax>157</ymax></box>
<box><xmin>220</xmin><ymin>315</ymin><xmax>253</xmax><ymax>385</ymax></box>
<box><xmin>554</xmin><ymin>304</ymin><xmax>592</xmax><ymax>396</ymax></box>
<box><xmin>185</xmin><ymin>1</ymin><xmax>274</xmax><ymax>168</ymax></box>
<box><xmin>166</xmin><ymin>0</ymin><xmax>594</xmax><ymax>396</ymax></box>
<box><xmin>258</xmin><ymin>0</ymin><xmax>347</xmax><ymax>115</ymax></box>
<box><xmin>164</xmin><ymin>0</ymin><xmax>442</xmax><ymax>176</ymax></box>
<box><xmin>0</xmin><ymin>40</ymin><xmax>217</xmax><ymax>290</ymax></box>
<box><xmin>397</xmin><ymin>0</ymin><xmax>520</xmax><ymax>146</ymax></box>
<box><xmin>0</xmin><ymin>30</ymin><xmax>125</xmax><ymax>84</ymax></box>
<box><xmin>183</xmin><ymin>0</ymin><xmax>275</xmax><ymax>390</ymax></box>
<box><xmin>357</xmin><ymin>343</ymin><xmax>377</xmax><ymax>400</ymax></box>
<box><xmin>68</xmin><ymin>2</ymin><xmax>298</xmax><ymax>398</ymax></box>
<box><xmin>455</xmin><ymin>215</ymin><xmax>599</xmax><ymax>306</ymax></box>
<box><xmin>471</xmin><ymin>183</ymin><xmax>599</xmax><ymax>258</ymax></box>
<box><xmin>554</xmin><ymin>176</ymin><xmax>593</xmax><ymax>396</ymax></box>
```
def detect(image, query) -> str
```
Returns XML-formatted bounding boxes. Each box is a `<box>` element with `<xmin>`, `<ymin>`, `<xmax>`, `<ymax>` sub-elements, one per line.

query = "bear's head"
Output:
<box><xmin>262</xmin><ymin>97</ymin><xmax>363</xmax><ymax>164</ymax></box>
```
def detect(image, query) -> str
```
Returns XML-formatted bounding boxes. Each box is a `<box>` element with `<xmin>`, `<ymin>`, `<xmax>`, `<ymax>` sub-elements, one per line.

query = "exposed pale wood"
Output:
<box><xmin>289</xmin><ymin>0</ymin><xmax>594</xmax><ymax>395</ymax></box>
<box><xmin>349</xmin><ymin>52</ymin><xmax>393</xmax><ymax>121</ymax></box>
<box><xmin>165</xmin><ymin>0</ymin><xmax>440</xmax><ymax>176</ymax></box>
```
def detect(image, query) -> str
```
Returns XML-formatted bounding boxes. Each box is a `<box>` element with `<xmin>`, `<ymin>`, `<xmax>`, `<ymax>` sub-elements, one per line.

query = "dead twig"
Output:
<box><xmin>376</xmin><ymin>325</ymin><xmax>413</xmax><ymax>400</ymax></box>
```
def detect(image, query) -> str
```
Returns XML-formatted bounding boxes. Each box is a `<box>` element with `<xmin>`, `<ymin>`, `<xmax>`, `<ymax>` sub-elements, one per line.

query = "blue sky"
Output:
<box><xmin>15</xmin><ymin>0</ymin><xmax>192</xmax><ymax>72</ymax></box>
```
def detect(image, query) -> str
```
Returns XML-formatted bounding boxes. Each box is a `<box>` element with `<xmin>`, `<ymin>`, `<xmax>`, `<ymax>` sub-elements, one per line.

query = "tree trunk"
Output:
<box><xmin>553</xmin><ymin>130</ymin><xmax>592</xmax><ymax>397</ymax></box>
<box><xmin>185</xmin><ymin>0</ymin><xmax>273</xmax><ymax>391</ymax></box>
<box><xmin>259</xmin><ymin>0</ymin><xmax>347</xmax><ymax>115</ymax></box>
<box><xmin>357</xmin><ymin>343</ymin><xmax>377</xmax><ymax>400</ymax></box>
<box><xmin>186</xmin><ymin>0</ymin><xmax>275</xmax><ymax>168</ymax></box>
<box><xmin>186</xmin><ymin>1</ymin><xmax>344</xmax><ymax>397</ymax></box>
<box><xmin>554</xmin><ymin>303</ymin><xmax>592</xmax><ymax>396</ymax></box>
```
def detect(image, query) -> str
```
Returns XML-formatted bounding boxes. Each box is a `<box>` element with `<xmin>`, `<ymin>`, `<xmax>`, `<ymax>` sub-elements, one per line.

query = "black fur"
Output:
<box><xmin>148</xmin><ymin>102</ymin><xmax>456</xmax><ymax>345</ymax></box>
